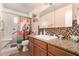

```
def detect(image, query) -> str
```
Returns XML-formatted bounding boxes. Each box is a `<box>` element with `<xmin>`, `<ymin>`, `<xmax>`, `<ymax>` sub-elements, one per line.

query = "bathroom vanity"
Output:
<box><xmin>28</xmin><ymin>35</ymin><xmax>79</xmax><ymax>56</ymax></box>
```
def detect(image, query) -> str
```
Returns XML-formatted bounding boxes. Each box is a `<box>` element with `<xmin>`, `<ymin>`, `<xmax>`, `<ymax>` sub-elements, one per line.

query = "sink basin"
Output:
<box><xmin>35</xmin><ymin>35</ymin><xmax>58</xmax><ymax>40</ymax></box>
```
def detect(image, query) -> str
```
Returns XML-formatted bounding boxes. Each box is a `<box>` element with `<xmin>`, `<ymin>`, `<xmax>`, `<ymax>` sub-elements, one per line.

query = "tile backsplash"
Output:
<box><xmin>39</xmin><ymin>20</ymin><xmax>79</xmax><ymax>39</ymax></box>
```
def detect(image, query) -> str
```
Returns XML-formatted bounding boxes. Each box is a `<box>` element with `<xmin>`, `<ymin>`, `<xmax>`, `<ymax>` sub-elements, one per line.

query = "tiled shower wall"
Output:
<box><xmin>39</xmin><ymin>20</ymin><xmax>79</xmax><ymax>39</ymax></box>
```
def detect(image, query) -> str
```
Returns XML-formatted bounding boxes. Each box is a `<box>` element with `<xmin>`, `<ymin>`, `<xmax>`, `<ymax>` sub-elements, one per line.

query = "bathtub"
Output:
<box><xmin>0</xmin><ymin>38</ymin><xmax>12</xmax><ymax>50</ymax></box>
<box><xmin>0</xmin><ymin>38</ymin><xmax>18</xmax><ymax>56</ymax></box>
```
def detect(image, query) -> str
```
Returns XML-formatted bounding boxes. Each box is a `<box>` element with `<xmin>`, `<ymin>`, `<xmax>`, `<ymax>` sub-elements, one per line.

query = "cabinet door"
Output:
<box><xmin>34</xmin><ymin>39</ymin><xmax>47</xmax><ymax>50</ymax></box>
<box><xmin>39</xmin><ymin>47</ymin><xmax>47</xmax><ymax>56</ymax></box>
<box><xmin>34</xmin><ymin>45</ymin><xmax>40</xmax><ymax>56</ymax></box>
<box><xmin>34</xmin><ymin>44</ymin><xmax>47</xmax><ymax>56</ymax></box>
<box><xmin>48</xmin><ymin>44</ymin><xmax>74</xmax><ymax>56</ymax></box>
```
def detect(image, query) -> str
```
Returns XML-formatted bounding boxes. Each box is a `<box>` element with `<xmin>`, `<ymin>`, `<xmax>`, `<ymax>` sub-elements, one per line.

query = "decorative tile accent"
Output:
<box><xmin>39</xmin><ymin>20</ymin><xmax>79</xmax><ymax>39</ymax></box>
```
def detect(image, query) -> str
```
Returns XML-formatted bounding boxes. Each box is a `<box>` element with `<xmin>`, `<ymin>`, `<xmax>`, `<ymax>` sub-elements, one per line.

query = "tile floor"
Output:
<box><xmin>10</xmin><ymin>50</ymin><xmax>30</xmax><ymax>56</ymax></box>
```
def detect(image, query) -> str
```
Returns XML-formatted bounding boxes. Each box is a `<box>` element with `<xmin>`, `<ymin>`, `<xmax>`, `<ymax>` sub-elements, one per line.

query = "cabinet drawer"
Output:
<box><xmin>48</xmin><ymin>44</ymin><xmax>74</xmax><ymax>56</ymax></box>
<box><xmin>34</xmin><ymin>44</ymin><xmax>47</xmax><ymax>56</ymax></box>
<box><xmin>34</xmin><ymin>39</ymin><xmax>47</xmax><ymax>50</ymax></box>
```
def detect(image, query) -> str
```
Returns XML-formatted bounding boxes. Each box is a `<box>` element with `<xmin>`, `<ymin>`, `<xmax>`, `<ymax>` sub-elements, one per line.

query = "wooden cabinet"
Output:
<box><xmin>34</xmin><ymin>44</ymin><xmax>40</xmax><ymax>56</ymax></box>
<box><xmin>28</xmin><ymin>37</ymin><xmax>76</xmax><ymax>56</ymax></box>
<box><xmin>34</xmin><ymin>44</ymin><xmax>47</xmax><ymax>56</ymax></box>
<box><xmin>34</xmin><ymin>39</ymin><xmax>47</xmax><ymax>50</ymax></box>
<box><xmin>28</xmin><ymin>37</ymin><xmax>47</xmax><ymax>56</ymax></box>
<box><xmin>48</xmin><ymin>44</ymin><xmax>74</xmax><ymax>56</ymax></box>
<box><xmin>34</xmin><ymin>39</ymin><xmax>47</xmax><ymax>56</ymax></box>
<box><xmin>39</xmin><ymin>46</ymin><xmax>47</xmax><ymax>56</ymax></box>
<box><xmin>29</xmin><ymin>41</ymin><xmax>34</xmax><ymax>56</ymax></box>
<box><xmin>28</xmin><ymin>37</ymin><xmax>34</xmax><ymax>56</ymax></box>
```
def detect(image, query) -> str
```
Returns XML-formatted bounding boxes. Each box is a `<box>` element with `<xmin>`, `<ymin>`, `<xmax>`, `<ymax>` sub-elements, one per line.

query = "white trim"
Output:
<box><xmin>2</xmin><ymin>8</ymin><xmax>29</xmax><ymax>17</ymax></box>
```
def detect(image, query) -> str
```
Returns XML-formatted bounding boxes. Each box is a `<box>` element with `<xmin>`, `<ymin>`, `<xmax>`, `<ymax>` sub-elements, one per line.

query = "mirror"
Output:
<box><xmin>39</xmin><ymin>3</ymin><xmax>73</xmax><ymax>28</ymax></box>
<box><xmin>39</xmin><ymin>4</ymin><xmax>54</xmax><ymax>28</ymax></box>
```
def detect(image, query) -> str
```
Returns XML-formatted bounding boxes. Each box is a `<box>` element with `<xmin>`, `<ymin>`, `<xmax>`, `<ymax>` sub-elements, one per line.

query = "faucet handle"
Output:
<box><xmin>58</xmin><ymin>35</ymin><xmax>64</xmax><ymax>40</ymax></box>
<box><xmin>46</xmin><ymin>32</ymin><xmax>51</xmax><ymax>35</ymax></box>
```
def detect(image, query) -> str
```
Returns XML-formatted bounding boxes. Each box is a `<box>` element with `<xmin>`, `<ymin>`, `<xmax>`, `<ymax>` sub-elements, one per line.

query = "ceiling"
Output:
<box><xmin>3</xmin><ymin>3</ymin><xmax>42</xmax><ymax>13</ymax></box>
<box><xmin>3</xmin><ymin>3</ymin><xmax>71</xmax><ymax>15</ymax></box>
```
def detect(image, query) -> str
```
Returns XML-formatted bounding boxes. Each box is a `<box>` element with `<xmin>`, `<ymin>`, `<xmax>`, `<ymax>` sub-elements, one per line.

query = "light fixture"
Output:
<box><xmin>44</xmin><ymin>3</ymin><xmax>55</xmax><ymax>6</ymax></box>
<box><xmin>44</xmin><ymin>3</ymin><xmax>52</xmax><ymax>5</ymax></box>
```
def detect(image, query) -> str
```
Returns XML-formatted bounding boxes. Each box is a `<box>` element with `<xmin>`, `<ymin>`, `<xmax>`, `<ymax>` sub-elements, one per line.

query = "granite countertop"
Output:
<box><xmin>29</xmin><ymin>35</ymin><xmax>79</xmax><ymax>55</ymax></box>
